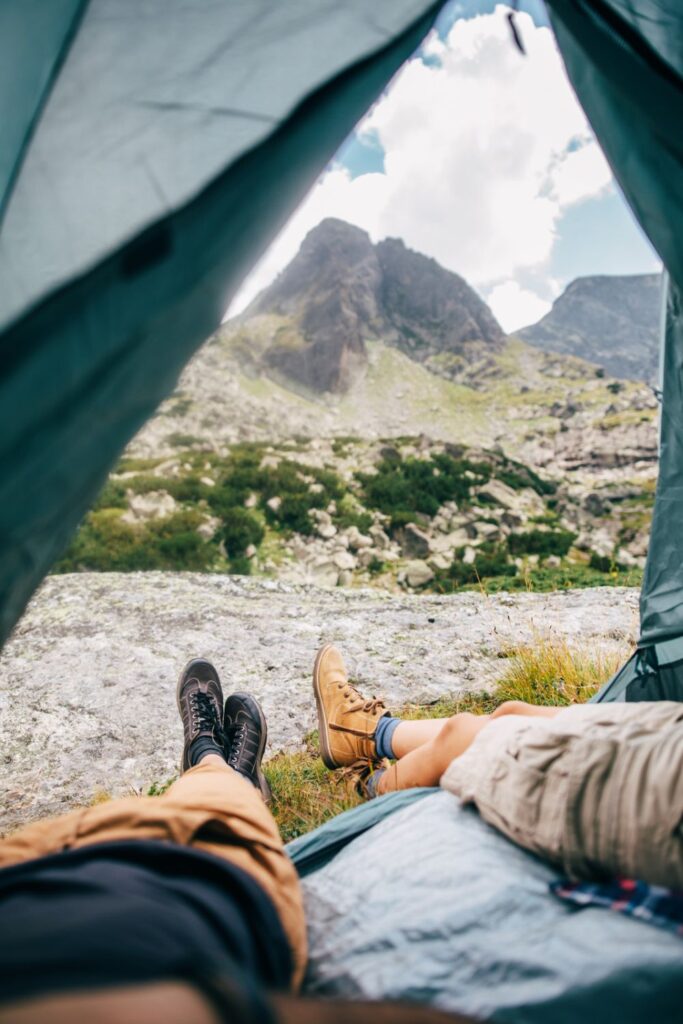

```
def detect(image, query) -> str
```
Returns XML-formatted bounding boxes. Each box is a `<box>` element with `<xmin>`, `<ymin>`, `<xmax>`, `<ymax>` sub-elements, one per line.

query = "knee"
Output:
<box><xmin>435</xmin><ymin>712</ymin><xmax>477</xmax><ymax>749</ymax></box>
<box><xmin>491</xmin><ymin>700</ymin><xmax>529</xmax><ymax>719</ymax></box>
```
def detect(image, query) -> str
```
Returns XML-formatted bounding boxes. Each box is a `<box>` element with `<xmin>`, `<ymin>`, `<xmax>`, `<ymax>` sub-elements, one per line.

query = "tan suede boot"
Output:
<box><xmin>313</xmin><ymin>644</ymin><xmax>389</xmax><ymax>769</ymax></box>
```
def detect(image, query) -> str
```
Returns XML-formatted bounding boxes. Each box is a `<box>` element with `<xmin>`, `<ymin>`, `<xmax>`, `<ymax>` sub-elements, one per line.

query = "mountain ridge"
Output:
<box><xmin>518</xmin><ymin>272</ymin><xmax>662</xmax><ymax>382</ymax></box>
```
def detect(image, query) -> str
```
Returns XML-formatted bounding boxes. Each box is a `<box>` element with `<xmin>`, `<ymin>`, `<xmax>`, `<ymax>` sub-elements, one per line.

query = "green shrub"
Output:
<box><xmin>334</xmin><ymin>494</ymin><xmax>373</xmax><ymax>533</ymax></box>
<box><xmin>508</xmin><ymin>529</ymin><xmax>576</xmax><ymax>558</ymax></box>
<box><xmin>167</xmin><ymin>476</ymin><xmax>212</xmax><ymax>503</ymax></box>
<box><xmin>358</xmin><ymin>453</ymin><xmax>490</xmax><ymax>524</ymax></box>
<box><xmin>589</xmin><ymin>552</ymin><xmax>613</xmax><ymax>573</ymax></box>
<box><xmin>53</xmin><ymin>509</ymin><xmax>214</xmax><ymax>572</ymax></box>
<box><xmin>497</xmin><ymin>463</ymin><xmax>556</xmax><ymax>496</ymax></box>
<box><xmin>125</xmin><ymin>474</ymin><xmax>170</xmax><ymax>495</ymax></box>
<box><xmin>268</xmin><ymin>493</ymin><xmax>316</xmax><ymax>535</ymax></box>
<box><xmin>93</xmin><ymin>480</ymin><xmax>128</xmax><ymax>510</ymax></box>
<box><xmin>438</xmin><ymin>542</ymin><xmax>516</xmax><ymax>590</ymax></box>
<box><xmin>222</xmin><ymin>508</ymin><xmax>264</xmax><ymax>558</ymax></box>
<box><xmin>228</xmin><ymin>555</ymin><xmax>253</xmax><ymax>575</ymax></box>
<box><xmin>150</xmin><ymin>513</ymin><xmax>212</xmax><ymax>569</ymax></box>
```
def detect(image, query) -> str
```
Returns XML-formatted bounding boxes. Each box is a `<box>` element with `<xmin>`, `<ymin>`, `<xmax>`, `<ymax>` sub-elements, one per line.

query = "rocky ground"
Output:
<box><xmin>1</xmin><ymin>573</ymin><xmax>638</xmax><ymax>832</ymax></box>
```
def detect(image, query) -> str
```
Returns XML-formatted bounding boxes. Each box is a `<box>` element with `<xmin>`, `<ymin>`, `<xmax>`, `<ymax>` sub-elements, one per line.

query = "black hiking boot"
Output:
<box><xmin>224</xmin><ymin>693</ymin><xmax>272</xmax><ymax>805</ymax></box>
<box><xmin>177</xmin><ymin>658</ymin><xmax>226</xmax><ymax>772</ymax></box>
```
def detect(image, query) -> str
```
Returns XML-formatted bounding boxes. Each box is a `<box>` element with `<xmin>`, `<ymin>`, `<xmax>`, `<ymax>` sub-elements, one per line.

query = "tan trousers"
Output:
<box><xmin>442</xmin><ymin>701</ymin><xmax>683</xmax><ymax>889</ymax></box>
<box><xmin>0</xmin><ymin>762</ymin><xmax>307</xmax><ymax>989</ymax></box>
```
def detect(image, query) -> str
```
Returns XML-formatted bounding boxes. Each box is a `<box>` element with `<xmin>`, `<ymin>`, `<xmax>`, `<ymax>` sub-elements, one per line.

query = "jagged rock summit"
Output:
<box><xmin>519</xmin><ymin>273</ymin><xmax>663</xmax><ymax>383</ymax></box>
<box><xmin>244</xmin><ymin>218</ymin><xmax>505</xmax><ymax>392</ymax></box>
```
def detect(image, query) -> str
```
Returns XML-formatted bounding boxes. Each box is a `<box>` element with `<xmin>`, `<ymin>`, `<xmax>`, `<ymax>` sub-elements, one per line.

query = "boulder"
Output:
<box><xmin>405</xmin><ymin>560</ymin><xmax>435</xmax><ymax>588</ymax></box>
<box><xmin>431</xmin><ymin>528</ymin><xmax>470</xmax><ymax>555</ymax></box>
<box><xmin>317</xmin><ymin>523</ymin><xmax>337</xmax><ymax>540</ymax></box>
<box><xmin>471</xmin><ymin>521</ymin><xmax>500</xmax><ymax>541</ymax></box>
<box><xmin>345</xmin><ymin>526</ymin><xmax>373</xmax><ymax>550</ymax></box>
<box><xmin>121</xmin><ymin>490</ymin><xmax>177</xmax><ymax>523</ymax></box>
<box><xmin>266</xmin><ymin>496</ymin><xmax>282</xmax><ymax>512</ymax></box>
<box><xmin>402</xmin><ymin>523</ymin><xmax>432</xmax><ymax>558</ymax></box>
<box><xmin>197</xmin><ymin>515</ymin><xmax>221</xmax><ymax>541</ymax></box>
<box><xmin>369</xmin><ymin>525</ymin><xmax>390</xmax><ymax>549</ymax></box>
<box><xmin>476</xmin><ymin>479</ymin><xmax>520</xmax><ymax>510</ymax></box>
<box><xmin>333</xmin><ymin>550</ymin><xmax>356</xmax><ymax>571</ymax></box>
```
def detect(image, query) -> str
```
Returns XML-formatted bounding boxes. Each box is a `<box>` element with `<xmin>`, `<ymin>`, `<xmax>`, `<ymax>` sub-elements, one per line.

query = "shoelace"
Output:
<box><xmin>191</xmin><ymin>690</ymin><xmax>219</xmax><ymax>734</ymax></box>
<box><xmin>338</xmin><ymin>680</ymin><xmax>386</xmax><ymax>717</ymax></box>
<box><xmin>227</xmin><ymin>721</ymin><xmax>249</xmax><ymax>769</ymax></box>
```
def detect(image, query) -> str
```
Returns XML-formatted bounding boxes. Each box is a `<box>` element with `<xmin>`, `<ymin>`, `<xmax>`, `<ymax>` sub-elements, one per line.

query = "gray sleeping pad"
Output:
<box><xmin>301</xmin><ymin>790</ymin><xmax>683</xmax><ymax>1022</ymax></box>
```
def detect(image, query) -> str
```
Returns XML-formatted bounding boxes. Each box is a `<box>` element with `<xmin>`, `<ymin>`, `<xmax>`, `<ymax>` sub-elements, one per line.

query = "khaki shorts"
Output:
<box><xmin>0</xmin><ymin>762</ymin><xmax>307</xmax><ymax>988</ymax></box>
<box><xmin>441</xmin><ymin>701</ymin><xmax>683</xmax><ymax>888</ymax></box>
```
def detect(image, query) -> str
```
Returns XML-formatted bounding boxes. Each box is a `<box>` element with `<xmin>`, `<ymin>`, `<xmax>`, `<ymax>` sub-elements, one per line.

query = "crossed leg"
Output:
<box><xmin>375</xmin><ymin>701</ymin><xmax>563</xmax><ymax>795</ymax></box>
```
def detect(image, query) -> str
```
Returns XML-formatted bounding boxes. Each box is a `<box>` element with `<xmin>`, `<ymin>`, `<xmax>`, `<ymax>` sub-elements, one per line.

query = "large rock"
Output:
<box><xmin>402</xmin><ymin>523</ymin><xmax>432</xmax><ymax>558</ymax></box>
<box><xmin>0</xmin><ymin>574</ymin><xmax>638</xmax><ymax>831</ymax></box>
<box><xmin>476</xmin><ymin>479</ymin><xmax>521</xmax><ymax>511</ymax></box>
<box><xmin>121</xmin><ymin>490</ymin><xmax>177</xmax><ymax>523</ymax></box>
<box><xmin>404</xmin><ymin>561</ymin><xmax>435</xmax><ymax>588</ymax></box>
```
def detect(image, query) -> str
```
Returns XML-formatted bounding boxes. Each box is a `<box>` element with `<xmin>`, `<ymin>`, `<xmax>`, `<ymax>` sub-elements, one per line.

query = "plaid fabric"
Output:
<box><xmin>551</xmin><ymin>878</ymin><xmax>683</xmax><ymax>937</ymax></box>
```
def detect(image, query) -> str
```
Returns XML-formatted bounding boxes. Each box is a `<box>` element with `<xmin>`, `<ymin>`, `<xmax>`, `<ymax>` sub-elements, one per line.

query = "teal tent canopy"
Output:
<box><xmin>1</xmin><ymin>0</ymin><xmax>682</xmax><ymax>704</ymax></box>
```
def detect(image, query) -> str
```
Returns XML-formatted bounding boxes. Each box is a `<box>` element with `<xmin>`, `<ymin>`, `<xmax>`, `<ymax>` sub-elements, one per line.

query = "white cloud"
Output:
<box><xmin>487</xmin><ymin>280</ymin><xmax>551</xmax><ymax>332</ymax></box>
<box><xmin>228</xmin><ymin>6</ymin><xmax>614</xmax><ymax>319</ymax></box>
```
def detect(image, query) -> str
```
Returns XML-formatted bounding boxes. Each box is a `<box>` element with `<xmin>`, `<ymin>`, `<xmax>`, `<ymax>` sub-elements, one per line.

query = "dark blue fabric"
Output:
<box><xmin>0</xmin><ymin>840</ymin><xmax>291</xmax><ymax>1005</ymax></box>
<box><xmin>374</xmin><ymin>714</ymin><xmax>401</xmax><ymax>760</ymax></box>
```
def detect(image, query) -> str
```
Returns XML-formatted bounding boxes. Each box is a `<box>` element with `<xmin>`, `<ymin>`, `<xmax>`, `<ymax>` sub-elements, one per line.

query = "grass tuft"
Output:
<box><xmin>264</xmin><ymin>739</ymin><xmax>364</xmax><ymax>843</ymax></box>
<box><xmin>494</xmin><ymin>639</ymin><xmax>626</xmax><ymax>706</ymax></box>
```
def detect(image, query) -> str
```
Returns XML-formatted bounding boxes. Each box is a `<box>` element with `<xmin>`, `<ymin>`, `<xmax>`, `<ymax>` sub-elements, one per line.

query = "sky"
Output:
<box><xmin>228</xmin><ymin>1</ymin><xmax>661</xmax><ymax>333</ymax></box>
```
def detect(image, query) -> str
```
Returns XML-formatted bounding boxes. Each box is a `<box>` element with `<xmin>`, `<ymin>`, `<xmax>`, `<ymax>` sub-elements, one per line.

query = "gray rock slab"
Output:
<box><xmin>0</xmin><ymin>574</ymin><xmax>639</xmax><ymax>831</ymax></box>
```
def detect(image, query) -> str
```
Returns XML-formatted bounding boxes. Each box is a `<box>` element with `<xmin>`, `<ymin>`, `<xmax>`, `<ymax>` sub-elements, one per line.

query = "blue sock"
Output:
<box><xmin>365</xmin><ymin>768</ymin><xmax>386</xmax><ymax>799</ymax></box>
<box><xmin>374</xmin><ymin>714</ymin><xmax>401</xmax><ymax>760</ymax></box>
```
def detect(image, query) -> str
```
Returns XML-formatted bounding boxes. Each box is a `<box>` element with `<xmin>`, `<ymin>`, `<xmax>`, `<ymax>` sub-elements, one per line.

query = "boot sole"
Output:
<box><xmin>313</xmin><ymin>643</ymin><xmax>340</xmax><ymax>770</ymax></box>
<box><xmin>176</xmin><ymin>657</ymin><xmax>223</xmax><ymax>775</ymax></box>
<box><xmin>227</xmin><ymin>692</ymin><xmax>273</xmax><ymax>806</ymax></box>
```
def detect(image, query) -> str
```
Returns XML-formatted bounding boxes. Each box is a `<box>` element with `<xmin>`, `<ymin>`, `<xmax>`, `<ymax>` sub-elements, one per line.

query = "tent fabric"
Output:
<box><xmin>287</xmin><ymin>787</ymin><xmax>434</xmax><ymax>877</ymax></box>
<box><xmin>545</xmin><ymin>1</ymin><xmax>683</xmax><ymax>693</ymax></box>
<box><xmin>296</xmin><ymin>790</ymin><xmax>683</xmax><ymax>1021</ymax></box>
<box><xmin>0</xmin><ymin>0</ymin><xmax>442</xmax><ymax>647</ymax></box>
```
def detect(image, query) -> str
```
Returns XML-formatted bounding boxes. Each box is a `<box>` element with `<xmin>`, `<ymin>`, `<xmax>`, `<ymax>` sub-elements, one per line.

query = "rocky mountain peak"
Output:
<box><xmin>519</xmin><ymin>272</ymin><xmax>663</xmax><ymax>382</ymax></box>
<box><xmin>243</xmin><ymin>218</ymin><xmax>504</xmax><ymax>393</ymax></box>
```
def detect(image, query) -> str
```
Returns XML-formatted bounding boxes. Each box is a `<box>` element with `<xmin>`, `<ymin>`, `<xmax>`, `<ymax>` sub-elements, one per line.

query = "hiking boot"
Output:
<box><xmin>224</xmin><ymin>693</ymin><xmax>272</xmax><ymax>805</ymax></box>
<box><xmin>313</xmin><ymin>643</ymin><xmax>388</xmax><ymax>769</ymax></box>
<box><xmin>177</xmin><ymin>658</ymin><xmax>226</xmax><ymax>772</ymax></box>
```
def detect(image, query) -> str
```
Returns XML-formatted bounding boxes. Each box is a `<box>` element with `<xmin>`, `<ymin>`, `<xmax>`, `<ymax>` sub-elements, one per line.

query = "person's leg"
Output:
<box><xmin>377</xmin><ymin>703</ymin><xmax>565</xmax><ymax>795</ymax></box>
<box><xmin>165</xmin><ymin>757</ymin><xmax>307</xmax><ymax>987</ymax></box>
<box><xmin>375</xmin><ymin>713</ymin><xmax>489</xmax><ymax>794</ymax></box>
<box><xmin>390</xmin><ymin>702</ymin><xmax>563</xmax><ymax>758</ymax></box>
